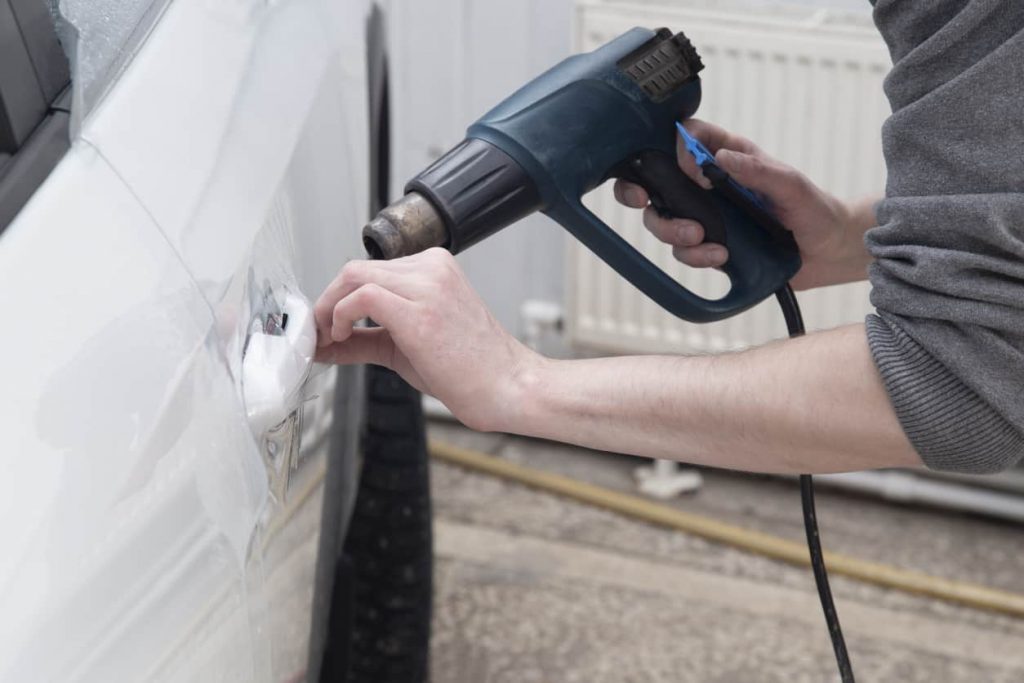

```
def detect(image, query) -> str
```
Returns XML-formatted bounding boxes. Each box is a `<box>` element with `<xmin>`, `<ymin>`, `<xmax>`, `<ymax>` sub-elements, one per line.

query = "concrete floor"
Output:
<box><xmin>427</xmin><ymin>421</ymin><xmax>1024</xmax><ymax>683</ymax></box>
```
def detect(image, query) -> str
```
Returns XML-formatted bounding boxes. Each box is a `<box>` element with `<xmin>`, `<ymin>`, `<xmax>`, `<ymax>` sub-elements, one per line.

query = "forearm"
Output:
<box><xmin>504</xmin><ymin>323</ymin><xmax>922</xmax><ymax>474</ymax></box>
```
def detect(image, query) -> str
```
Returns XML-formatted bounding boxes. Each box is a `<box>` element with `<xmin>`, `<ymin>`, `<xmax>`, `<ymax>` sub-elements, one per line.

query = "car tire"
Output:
<box><xmin>323</xmin><ymin>366</ymin><xmax>434</xmax><ymax>682</ymax></box>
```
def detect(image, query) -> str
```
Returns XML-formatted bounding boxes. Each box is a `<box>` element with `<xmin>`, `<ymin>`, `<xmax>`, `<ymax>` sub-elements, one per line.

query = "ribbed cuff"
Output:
<box><xmin>866</xmin><ymin>315</ymin><xmax>1024</xmax><ymax>473</ymax></box>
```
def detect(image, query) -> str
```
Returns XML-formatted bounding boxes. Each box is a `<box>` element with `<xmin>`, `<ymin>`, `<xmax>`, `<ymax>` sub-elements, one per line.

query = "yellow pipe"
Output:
<box><xmin>430</xmin><ymin>439</ymin><xmax>1024</xmax><ymax>619</ymax></box>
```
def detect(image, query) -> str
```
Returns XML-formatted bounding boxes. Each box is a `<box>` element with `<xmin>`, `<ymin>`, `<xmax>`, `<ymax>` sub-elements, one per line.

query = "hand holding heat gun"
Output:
<box><xmin>336</xmin><ymin>29</ymin><xmax>884</xmax><ymax>683</ymax></box>
<box><xmin>362</xmin><ymin>27</ymin><xmax>801</xmax><ymax>323</ymax></box>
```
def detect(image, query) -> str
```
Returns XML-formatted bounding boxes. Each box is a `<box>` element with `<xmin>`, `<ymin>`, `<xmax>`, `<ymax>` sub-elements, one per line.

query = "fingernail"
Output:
<box><xmin>695</xmin><ymin>169</ymin><xmax>712</xmax><ymax>189</ymax></box>
<box><xmin>708</xmin><ymin>246</ymin><xmax>728</xmax><ymax>265</ymax></box>
<box><xmin>626</xmin><ymin>187</ymin><xmax>646</xmax><ymax>206</ymax></box>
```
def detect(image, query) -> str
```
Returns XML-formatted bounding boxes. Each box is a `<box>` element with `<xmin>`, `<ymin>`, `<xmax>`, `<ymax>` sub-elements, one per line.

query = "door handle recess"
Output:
<box><xmin>242</xmin><ymin>292</ymin><xmax>316</xmax><ymax>437</ymax></box>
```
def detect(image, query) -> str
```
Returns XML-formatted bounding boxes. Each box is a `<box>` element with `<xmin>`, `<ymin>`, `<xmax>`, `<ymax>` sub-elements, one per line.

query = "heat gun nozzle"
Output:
<box><xmin>362</xmin><ymin>192</ymin><xmax>449</xmax><ymax>260</ymax></box>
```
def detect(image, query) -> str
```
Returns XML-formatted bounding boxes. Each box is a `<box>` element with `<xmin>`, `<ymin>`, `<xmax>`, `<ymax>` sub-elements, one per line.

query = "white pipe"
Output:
<box><xmin>520</xmin><ymin>299</ymin><xmax>563</xmax><ymax>351</ymax></box>
<box><xmin>423</xmin><ymin>395</ymin><xmax>457</xmax><ymax>421</ymax></box>
<box><xmin>919</xmin><ymin>468</ymin><xmax>1024</xmax><ymax>496</ymax></box>
<box><xmin>813</xmin><ymin>471</ymin><xmax>1024</xmax><ymax>525</ymax></box>
<box><xmin>634</xmin><ymin>458</ymin><xmax>704</xmax><ymax>498</ymax></box>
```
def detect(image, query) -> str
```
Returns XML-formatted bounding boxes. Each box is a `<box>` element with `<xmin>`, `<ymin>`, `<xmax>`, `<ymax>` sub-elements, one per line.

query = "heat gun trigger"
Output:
<box><xmin>612</xmin><ymin>149</ymin><xmax>729</xmax><ymax>247</ymax></box>
<box><xmin>676</xmin><ymin>122</ymin><xmax>795</xmax><ymax>248</ymax></box>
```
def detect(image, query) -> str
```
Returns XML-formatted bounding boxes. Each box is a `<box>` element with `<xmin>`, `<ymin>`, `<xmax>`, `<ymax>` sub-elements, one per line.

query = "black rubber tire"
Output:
<box><xmin>337</xmin><ymin>366</ymin><xmax>433</xmax><ymax>682</ymax></box>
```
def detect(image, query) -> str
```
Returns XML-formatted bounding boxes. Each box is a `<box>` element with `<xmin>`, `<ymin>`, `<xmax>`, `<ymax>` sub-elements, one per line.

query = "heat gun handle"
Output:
<box><xmin>613</xmin><ymin>151</ymin><xmax>728</xmax><ymax>246</ymax></box>
<box><xmin>548</xmin><ymin>195</ymin><xmax>800</xmax><ymax>324</ymax></box>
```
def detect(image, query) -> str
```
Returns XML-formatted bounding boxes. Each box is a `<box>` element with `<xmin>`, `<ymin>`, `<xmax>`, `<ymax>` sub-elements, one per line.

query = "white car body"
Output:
<box><xmin>0</xmin><ymin>0</ymin><xmax>373</xmax><ymax>679</ymax></box>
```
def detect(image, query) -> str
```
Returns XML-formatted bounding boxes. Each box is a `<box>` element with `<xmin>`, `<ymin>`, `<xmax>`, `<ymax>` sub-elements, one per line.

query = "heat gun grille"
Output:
<box><xmin>618</xmin><ymin>30</ymin><xmax>703</xmax><ymax>101</ymax></box>
<box><xmin>572</xmin><ymin>3</ymin><xmax>891</xmax><ymax>354</ymax></box>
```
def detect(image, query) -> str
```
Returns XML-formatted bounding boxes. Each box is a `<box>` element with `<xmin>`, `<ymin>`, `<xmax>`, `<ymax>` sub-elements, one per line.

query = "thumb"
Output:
<box><xmin>715</xmin><ymin>149</ymin><xmax>804</xmax><ymax>204</ymax></box>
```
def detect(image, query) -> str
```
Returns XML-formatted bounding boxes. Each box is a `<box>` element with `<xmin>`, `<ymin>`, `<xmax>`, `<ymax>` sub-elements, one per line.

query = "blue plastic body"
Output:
<box><xmin>465</xmin><ymin>28</ymin><xmax>801</xmax><ymax>324</ymax></box>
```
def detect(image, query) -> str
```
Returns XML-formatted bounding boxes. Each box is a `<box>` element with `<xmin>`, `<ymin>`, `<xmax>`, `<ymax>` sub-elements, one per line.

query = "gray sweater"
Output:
<box><xmin>866</xmin><ymin>1</ymin><xmax>1024</xmax><ymax>473</ymax></box>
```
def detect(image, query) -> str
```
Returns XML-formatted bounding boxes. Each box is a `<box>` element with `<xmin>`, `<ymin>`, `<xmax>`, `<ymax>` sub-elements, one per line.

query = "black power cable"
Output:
<box><xmin>774</xmin><ymin>284</ymin><xmax>855</xmax><ymax>683</ymax></box>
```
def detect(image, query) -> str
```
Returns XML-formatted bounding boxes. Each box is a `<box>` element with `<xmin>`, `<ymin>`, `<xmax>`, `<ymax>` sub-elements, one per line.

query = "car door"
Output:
<box><xmin>0</xmin><ymin>0</ymin><xmax>372</xmax><ymax>680</ymax></box>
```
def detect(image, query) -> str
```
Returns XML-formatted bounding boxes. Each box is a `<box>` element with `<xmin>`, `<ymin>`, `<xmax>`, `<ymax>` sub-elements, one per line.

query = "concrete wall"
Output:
<box><xmin>388</xmin><ymin>0</ymin><xmax>874</xmax><ymax>339</ymax></box>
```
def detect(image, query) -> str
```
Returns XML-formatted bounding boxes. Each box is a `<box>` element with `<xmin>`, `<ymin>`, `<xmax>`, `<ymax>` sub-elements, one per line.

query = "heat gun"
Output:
<box><xmin>363</xmin><ymin>26</ymin><xmax>854</xmax><ymax>682</ymax></box>
<box><xmin>362</xmin><ymin>27</ymin><xmax>801</xmax><ymax>323</ymax></box>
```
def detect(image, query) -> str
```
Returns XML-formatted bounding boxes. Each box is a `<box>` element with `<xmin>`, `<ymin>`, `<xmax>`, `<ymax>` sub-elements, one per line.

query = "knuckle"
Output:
<box><xmin>426</xmin><ymin>249</ymin><xmax>460</xmax><ymax>281</ymax></box>
<box><xmin>413</xmin><ymin>308</ymin><xmax>439</xmax><ymax>339</ymax></box>
<box><xmin>680</xmin><ymin>221</ymin><xmax>703</xmax><ymax>245</ymax></box>
<box><xmin>425</xmin><ymin>246</ymin><xmax>453</xmax><ymax>264</ymax></box>
<box><xmin>440</xmin><ymin>261</ymin><xmax>462</xmax><ymax>286</ymax></box>
<box><xmin>358</xmin><ymin>282</ymin><xmax>384</xmax><ymax>303</ymax></box>
<box><xmin>770</xmin><ymin>164</ymin><xmax>808</xmax><ymax>200</ymax></box>
<box><xmin>735</xmin><ymin>134</ymin><xmax>758</xmax><ymax>153</ymax></box>
<box><xmin>673</xmin><ymin>222</ymin><xmax>689</xmax><ymax>245</ymax></box>
<box><xmin>768</xmin><ymin>158</ymin><xmax>793</xmax><ymax>177</ymax></box>
<box><xmin>331</xmin><ymin>300</ymin><xmax>347</xmax><ymax>325</ymax></box>
<box><xmin>647</xmin><ymin>215</ymin><xmax>683</xmax><ymax>246</ymax></box>
<box><xmin>428</xmin><ymin>261</ymin><xmax>453</xmax><ymax>286</ymax></box>
<box><xmin>703</xmin><ymin>248</ymin><xmax>726</xmax><ymax>267</ymax></box>
<box><xmin>314</xmin><ymin>299</ymin><xmax>332</xmax><ymax>324</ymax></box>
<box><xmin>676</xmin><ymin>246</ymin><xmax>707</xmax><ymax>268</ymax></box>
<box><xmin>642</xmin><ymin>207</ymin><xmax>662</xmax><ymax>232</ymax></box>
<box><xmin>421</xmin><ymin>277</ymin><xmax>443</xmax><ymax>298</ymax></box>
<box><xmin>783</xmin><ymin>166</ymin><xmax>809</xmax><ymax>189</ymax></box>
<box><xmin>339</xmin><ymin>260</ymin><xmax>365</xmax><ymax>284</ymax></box>
<box><xmin>745</xmin><ymin>155</ymin><xmax>766</xmax><ymax>174</ymax></box>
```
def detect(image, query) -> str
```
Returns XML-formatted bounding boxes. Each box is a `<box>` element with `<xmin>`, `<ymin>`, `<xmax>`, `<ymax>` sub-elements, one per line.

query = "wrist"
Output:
<box><xmin>490</xmin><ymin>348</ymin><xmax>553</xmax><ymax>435</ymax></box>
<box><xmin>834</xmin><ymin>195</ymin><xmax>878</xmax><ymax>274</ymax></box>
<box><xmin>796</xmin><ymin>195</ymin><xmax>876</xmax><ymax>290</ymax></box>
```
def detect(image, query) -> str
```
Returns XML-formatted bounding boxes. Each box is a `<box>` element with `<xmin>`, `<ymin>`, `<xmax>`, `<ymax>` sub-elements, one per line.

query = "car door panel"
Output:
<box><xmin>74</xmin><ymin>0</ymin><xmax>371</xmax><ymax>678</ymax></box>
<box><xmin>2</xmin><ymin>0</ymin><xmax>372</xmax><ymax>678</ymax></box>
<box><xmin>0</xmin><ymin>145</ymin><xmax>268</xmax><ymax>682</ymax></box>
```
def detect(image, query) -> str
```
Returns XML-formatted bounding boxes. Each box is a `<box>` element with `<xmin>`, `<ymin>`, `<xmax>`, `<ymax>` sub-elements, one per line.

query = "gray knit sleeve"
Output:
<box><xmin>865</xmin><ymin>1</ymin><xmax>1024</xmax><ymax>473</ymax></box>
<box><xmin>866</xmin><ymin>315</ymin><xmax>1024</xmax><ymax>473</ymax></box>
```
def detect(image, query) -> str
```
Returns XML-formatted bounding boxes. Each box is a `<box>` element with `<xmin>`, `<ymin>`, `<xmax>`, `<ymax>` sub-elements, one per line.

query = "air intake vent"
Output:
<box><xmin>618</xmin><ymin>28</ymin><xmax>704</xmax><ymax>101</ymax></box>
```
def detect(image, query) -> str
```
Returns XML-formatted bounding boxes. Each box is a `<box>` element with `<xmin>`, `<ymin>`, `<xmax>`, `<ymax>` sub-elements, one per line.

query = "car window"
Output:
<box><xmin>47</xmin><ymin>0</ymin><xmax>170</xmax><ymax>127</ymax></box>
<box><xmin>0</xmin><ymin>0</ymin><xmax>70</xmax><ymax>233</ymax></box>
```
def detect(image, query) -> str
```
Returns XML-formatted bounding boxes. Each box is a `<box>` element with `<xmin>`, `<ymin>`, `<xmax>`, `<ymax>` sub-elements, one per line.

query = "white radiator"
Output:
<box><xmin>569</xmin><ymin>0</ymin><xmax>892</xmax><ymax>354</ymax></box>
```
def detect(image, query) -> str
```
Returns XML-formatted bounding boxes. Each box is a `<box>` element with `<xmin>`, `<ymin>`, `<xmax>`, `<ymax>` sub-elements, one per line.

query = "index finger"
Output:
<box><xmin>314</xmin><ymin>260</ymin><xmax>414</xmax><ymax>345</ymax></box>
<box><xmin>675</xmin><ymin>119</ymin><xmax>762</xmax><ymax>187</ymax></box>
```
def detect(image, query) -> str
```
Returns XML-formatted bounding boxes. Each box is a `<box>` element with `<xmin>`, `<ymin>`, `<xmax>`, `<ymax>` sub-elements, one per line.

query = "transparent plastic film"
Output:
<box><xmin>234</xmin><ymin>194</ymin><xmax>317</xmax><ymax>432</ymax></box>
<box><xmin>48</xmin><ymin>0</ymin><xmax>172</xmax><ymax>136</ymax></box>
<box><xmin>0</xmin><ymin>148</ymin><xmax>270</xmax><ymax>681</ymax></box>
<box><xmin>229</xmin><ymin>193</ymin><xmax>330</xmax><ymax>505</ymax></box>
<box><xmin>241</xmin><ymin>285</ymin><xmax>316</xmax><ymax>436</ymax></box>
